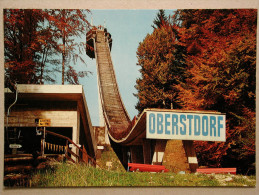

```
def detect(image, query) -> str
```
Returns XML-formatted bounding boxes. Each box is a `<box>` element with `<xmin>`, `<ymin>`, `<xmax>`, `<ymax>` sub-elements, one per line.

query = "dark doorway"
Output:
<box><xmin>4</xmin><ymin>127</ymin><xmax>72</xmax><ymax>155</ymax></box>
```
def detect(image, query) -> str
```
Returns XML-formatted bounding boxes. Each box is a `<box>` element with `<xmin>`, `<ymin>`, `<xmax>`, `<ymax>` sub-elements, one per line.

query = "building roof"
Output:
<box><xmin>5</xmin><ymin>84</ymin><xmax>84</xmax><ymax>101</ymax></box>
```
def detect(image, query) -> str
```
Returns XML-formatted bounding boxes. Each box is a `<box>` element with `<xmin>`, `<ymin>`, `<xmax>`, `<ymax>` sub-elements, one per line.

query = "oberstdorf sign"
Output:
<box><xmin>146</xmin><ymin>110</ymin><xmax>226</xmax><ymax>142</ymax></box>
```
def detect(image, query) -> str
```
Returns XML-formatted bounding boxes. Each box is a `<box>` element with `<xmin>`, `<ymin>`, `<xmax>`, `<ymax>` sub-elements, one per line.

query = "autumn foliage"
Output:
<box><xmin>4</xmin><ymin>9</ymin><xmax>90</xmax><ymax>85</ymax></box>
<box><xmin>4</xmin><ymin>9</ymin><xmax>45</xmax><ymax>84</ymax></box>
<box><xmin>135</xmin><ymin>9</ymin><xmax>256</xmax><ymax>174</ymax></box>
<box><xmin>135</xmin><ymin>19</ymin><xmax>186</xmax><ymax>111</ymax></box>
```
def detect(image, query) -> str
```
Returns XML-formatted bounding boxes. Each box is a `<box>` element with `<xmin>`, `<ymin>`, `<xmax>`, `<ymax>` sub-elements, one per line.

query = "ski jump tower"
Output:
<box><xmin>86</xmin><ymin>25</ymin><xmax>226</xmax><ymax>172</ymax></box>
<box><xmin>86</xmin><ymin>26</ymin><xmax>133</xmax><ymax>169</ymax></box>
<box><xmin>86</xmin><ymin>26</ymin><xmax>131</xmax><ymax>141</ymax></box>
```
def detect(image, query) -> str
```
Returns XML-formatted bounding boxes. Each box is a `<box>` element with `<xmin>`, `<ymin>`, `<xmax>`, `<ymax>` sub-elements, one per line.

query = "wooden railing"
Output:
<box><xmin>38</xmin><ymin>129</ymin><xmax>96</xmax><ymax>166</ymax></box>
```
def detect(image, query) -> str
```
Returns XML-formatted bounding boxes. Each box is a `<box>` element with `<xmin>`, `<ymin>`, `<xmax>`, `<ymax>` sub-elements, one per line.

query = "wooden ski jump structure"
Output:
<box><xmin>86</xmin><ymin>26</ymin><xmax>200</xmax><ymax>172</ymax></box>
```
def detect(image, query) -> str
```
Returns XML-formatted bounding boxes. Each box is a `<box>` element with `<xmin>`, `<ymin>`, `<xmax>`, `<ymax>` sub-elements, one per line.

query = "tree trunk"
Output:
<box><xmin>62</xmin><ymin>41</ymin><xmax>65</xmax><ymax>85</ymax></box>
<box><xmin>61</xmin><ymin>9</ymin><xmax>66</xmax><ymax>85</ymax></box>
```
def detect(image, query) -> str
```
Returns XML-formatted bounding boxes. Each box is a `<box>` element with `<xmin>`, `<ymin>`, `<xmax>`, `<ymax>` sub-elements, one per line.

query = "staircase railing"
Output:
<box><xmin>38</xmin><ymin>129</ymin><xmax>96</xmax><ymax>166</ymax></box>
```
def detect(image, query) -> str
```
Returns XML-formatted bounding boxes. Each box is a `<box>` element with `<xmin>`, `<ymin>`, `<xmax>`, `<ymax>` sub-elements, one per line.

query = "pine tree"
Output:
<box><xmin>135</xmin><ymin>20</ymin><xmax>186</xmax><ymax>113</ymax></box>
<box><xmin>152</xmin><ymin>9</ymin><xmax>168</xmax><ymax>29</ymax></box>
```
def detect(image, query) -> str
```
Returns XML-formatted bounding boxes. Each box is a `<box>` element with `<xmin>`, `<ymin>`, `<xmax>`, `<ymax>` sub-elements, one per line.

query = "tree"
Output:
<box><xmin>152</xmin><ymin>9</ymin><xmax>168</xmax><ymax>29</ymax></box>
<box><xmin>37</xmin><ymin>17</ymin><xmax>61</xmax><ymax>84</ymax></box>
<box><xmin>175</xmin><ymin>9</ymin><xmax>256</xmax><ymax>174</ymax></box>
<box><xmin>135</xmin><ymin>21</ymin><xmax>186</xmax><ymax>113</ymax></box>
<box><xmin>4</xmin><ymin>9</ymin><xmax>45</xmax><ymax>84</ymax></box>
<box><xmin>4</xmin><ymin>9</ymin><xmax>91</xmax><ymax>85</ymax></box>
<box><xmin>46</xmin><ymin>9</ymin><xmax>91</xmax><ymax>84</ymax></box>
<box><xmin>136</xmin><ymin>9</ymin><xmax>256</xmax><ymax>174</ymax></box>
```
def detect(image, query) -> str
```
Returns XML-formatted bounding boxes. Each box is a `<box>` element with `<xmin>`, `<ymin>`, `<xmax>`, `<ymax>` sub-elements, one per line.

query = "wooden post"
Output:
<box><xmin>42</xmin><ymin>127</ymin><xmax>46</xmax><ymax>156</ymax></box>
<box><xmin>65</xmin><ymin>140</ymin><xmax>68</xmax><ymax>157</ymax></box>
<box><xmin>183</xmin><ymin>140</ymin><xmax>199</xmax><ymax>173</ymax></box>
<box><xmin>82</xmin><ymin>145</ymin><xmax>89</xmax><ymax>164</ymax></box>
<box><xmin>41</xmin><ymin>139</ymin><xmax>43</xmax><ymax>156</ymax></box>
<box><xmin>152</xmin><ymin>140</ymin><xmax>167</xmax><ymax>165</ymax></box>
<box><xmin>40</xmin><ymin>127</ymin><xmax>46</xmax><ymax>157</ymax></box>
<box><xmin>142</xmin><ymin>139</ymin><xmax>151</xmax><ymax>164</ymax></box>
<box><xmin>122</xmin><ymin>147</ymin><xmax>129</xmax><ymax>167</ymax></box>
<box><xmin>130</xmin><ymin>145</ymin><xmax>144</xmax><ymax>164</ymax></box>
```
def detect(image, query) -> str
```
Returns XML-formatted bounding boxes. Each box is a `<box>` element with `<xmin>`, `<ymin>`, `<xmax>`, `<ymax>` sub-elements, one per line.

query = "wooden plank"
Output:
<box><xmin>5</xmin><ymin>165</ymin><xmax>33</xmax><ymax>173</ymax></box>
<box><xmin>129</xmin><ymin>163</ymin><xmax>167</xmax><ymax>168</ymax></box>
<box><xmin>196</xmin><ymin>168</ymin><xmax>236</xmax><ymax>175</ymax></box>
<box><xmin>4</xmin><ymin>175</ymin><xmax>30</xmax><ymax>182</ymax></box>
<box><xmin>67</xmin><ymin>147</ymin><xmax>80</xmax><ymax>159</ymax></box>
<box><xmin>129</xmin><ymin>167</ymin><xmax>168</xmax><ymax>172</ymax></box>
<box><xmin>128</xmin><ymin>163</ymin><xmax>169</xmax><ymax>172</ymax></box>
<box><xmin>4</xmin><ymin>163</ymin><xmax>46</xmax><ymax>174</ymax></box>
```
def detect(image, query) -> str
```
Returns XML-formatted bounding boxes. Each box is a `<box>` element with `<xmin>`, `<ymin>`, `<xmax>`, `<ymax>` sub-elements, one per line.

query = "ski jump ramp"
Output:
<box><xmin>86</xmin><ymin>26</ymin><xmax>206</xmax><ymax>172</ymax></box>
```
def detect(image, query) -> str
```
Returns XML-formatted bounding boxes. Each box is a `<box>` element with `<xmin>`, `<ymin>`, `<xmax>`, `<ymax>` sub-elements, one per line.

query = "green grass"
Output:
<box><xmin>30</xmin><ymin>146</ymin><xmax>256</xmax><ymax>187</ymax></box>
<box><xmin>30</xmin><ymin>161</ymin><xmax>256</xmax><ymax>187</ymax></box>
<box><xmin>96</xmin><ymin>145</ymin><xmax>125</xmax><ymax>172</ymax></box>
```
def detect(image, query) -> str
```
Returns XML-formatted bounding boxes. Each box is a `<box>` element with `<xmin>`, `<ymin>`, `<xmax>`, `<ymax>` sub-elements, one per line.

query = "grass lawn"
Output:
<box><xmin>29</xmin><ymin>146</ymin><xmax>256</xmax><ymax>187</ymax></box>
<box><xmin>30</xmin><ymin>160</ymin><xmax>256</xmax><ymax>187</ymax></box>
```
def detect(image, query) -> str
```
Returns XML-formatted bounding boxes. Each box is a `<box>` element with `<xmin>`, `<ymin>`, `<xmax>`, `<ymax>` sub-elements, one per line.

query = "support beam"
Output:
<box><xmin>104</xmin><ymin>126</ymin><xmax>110</xmax><ymax>144</ymax></box>
<box><xmin>122</xmin><ymin>146</ymin><xmax>129</xmax><ymax>167</ymax></box>
<box><xmin>183</xmin><ymin>140</ymin><xmax>199</xmax><ymax>173</ymax></box>
<box><xmin>130</xmin><ymin>145</ymin><xmax>143</xmax><ymax>164</ymax></box>
<box><xmin>152</xmin><ymin>140</ymin><xmax>167</xmax><ymax>165</ymax></box>
<box><xmin>142</xmin><ymin>139</ymin><xmax>151</xmax><ymax>164</ymax></box>
<box><xmin>72</xmin><ymin>125</ymin><xmax>78</xmax><ymax>162</ymax></box>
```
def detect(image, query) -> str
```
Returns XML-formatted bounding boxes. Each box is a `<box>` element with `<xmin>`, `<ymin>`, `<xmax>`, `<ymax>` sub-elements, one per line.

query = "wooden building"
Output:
<box><xmin>4</xmin><ymin>84</ymin><xmax>97</xmax><ymax>162</ymax></box>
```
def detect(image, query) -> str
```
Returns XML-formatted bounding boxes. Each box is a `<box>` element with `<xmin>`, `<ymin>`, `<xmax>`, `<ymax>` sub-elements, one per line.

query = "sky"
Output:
<box><xmin>76</xmin><ymin>9</ymin><xmax>175</xmax><ymax>126</ymax></box>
